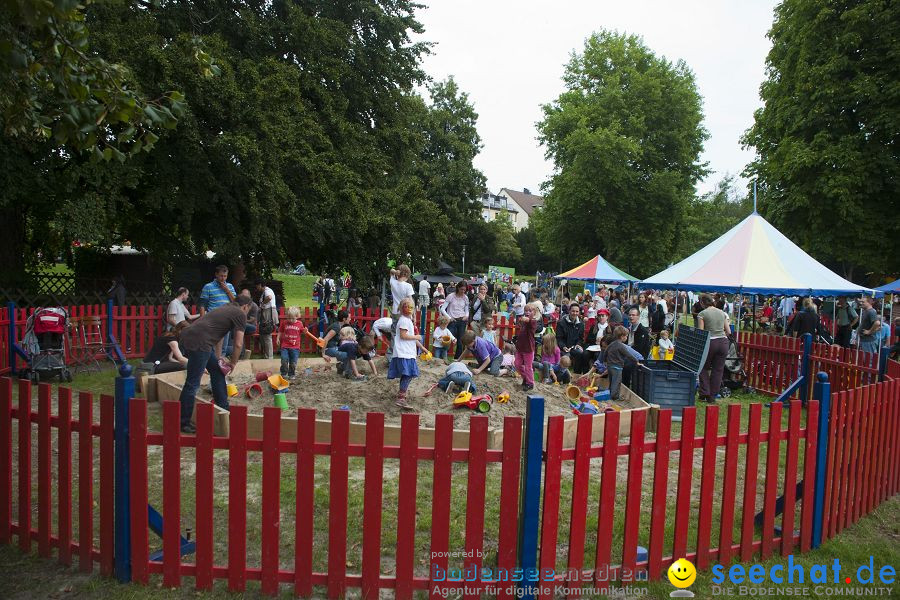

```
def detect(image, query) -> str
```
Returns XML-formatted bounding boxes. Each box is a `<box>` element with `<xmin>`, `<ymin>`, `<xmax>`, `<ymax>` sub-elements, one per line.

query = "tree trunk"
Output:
<box><xmin>842</xmin><ymin>262</ymin><xmax>854</xmax><ymax>283</ymax></box>
<box><xmin>0</xmin><ymin>203</ymin><xmax>27</xmax><ymax>285</ymax></box>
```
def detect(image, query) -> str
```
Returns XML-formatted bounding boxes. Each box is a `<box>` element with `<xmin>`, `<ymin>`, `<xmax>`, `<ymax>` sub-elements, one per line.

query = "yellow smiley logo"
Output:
<box><xmin>667</xmin><ymin>558</ymin><xmax>696</xmax><ymax>588</ymax></box>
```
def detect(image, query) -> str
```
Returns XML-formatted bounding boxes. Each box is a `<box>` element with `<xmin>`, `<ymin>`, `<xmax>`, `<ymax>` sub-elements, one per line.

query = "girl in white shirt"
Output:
<box><xmin>431</xmin><ymin>315</ymin><xmax>456</xmax><ymax>360</ymax></box>
<box><xmin>388</xmin><ymin>298</ymin><xmax>428</xmax><ymax>409</ymax></box>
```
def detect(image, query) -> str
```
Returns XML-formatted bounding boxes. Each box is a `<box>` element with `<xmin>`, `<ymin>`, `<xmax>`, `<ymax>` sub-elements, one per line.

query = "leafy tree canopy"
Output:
<box><xmin>0</xmin><ymin>1</ymin><xmax>489</xmax><ymax>288</ymax></box>
<box><xmin>533</xmin><ymin>31</ymin><xmax>708</xmax><ymax>278</ymax></box>
<box><xmin>514</xmin><ymin>224</ymin><xmax>556</xmax><ymax>274</ymax></box>
<box><xmin>742</xmin><ymin>0</ymin><xmax>900</xmax><ymax>281</ymax></box>
<box><xmin>0</xmin><ymin>0</ymin><xmax>205</xmax><ymax>158</ymax></box>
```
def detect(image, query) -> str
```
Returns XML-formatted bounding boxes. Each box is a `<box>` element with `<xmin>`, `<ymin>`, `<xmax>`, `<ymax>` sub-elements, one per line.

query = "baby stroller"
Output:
<box><xmin>19</xmin><ymin>307</ymin><xmax>73</xmax><ymax>383</ymax></box>
<box><xmin>719</xmin><ymin>334</ymin><xmax>747</xmax><ymax>397</ymax></box>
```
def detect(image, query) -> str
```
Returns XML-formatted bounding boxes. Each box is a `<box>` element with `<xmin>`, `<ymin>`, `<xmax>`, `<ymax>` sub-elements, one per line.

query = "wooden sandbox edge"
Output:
<box><xmin>150</xmin><ymin>365</ymin><xmax>654</xmax><ymax>450</ymax></box>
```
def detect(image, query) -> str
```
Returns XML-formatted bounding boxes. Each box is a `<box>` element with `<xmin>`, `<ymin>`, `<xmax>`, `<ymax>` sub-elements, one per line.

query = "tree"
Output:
<box><xmin>742</xmin><ymin>0</ymin><xmax>900</xmax><ymax>280</ymax></box>
<box><xmin>0</xmin><ymin>2</ymin><xmax>492</xmax><ymax>288</ymax></box>
<box><xmin>415</xmin><ymin>77</ymin><xmax>487</xmax><ymax>242</ymax></box>
<box><xmin>487</xmin><ymin>213</ymin><xmax>521</xmax><ymax>266</ymax></box>
<box><xmin>0</xmin><ymin>0</ymin><xmax>198</xmax><ymax>158</ymax></box>
<box><xmin>533</xmin><ymin>31</ymin><xmax>708</xmax><ymax>277</ymax></box>
<box><xmin>514</xmin><ymin>224</ymin><xmax>556</xmax><ymax>274</ymax></box>
<box><xmin>0</xmin><ymin>1</ymin><xmax>492</xmax><ymax>288</ymax></box>
<box><xmin>673</xmin><ymin>176</ymin><xmax>752</xmax><ymax>262</ymax></box>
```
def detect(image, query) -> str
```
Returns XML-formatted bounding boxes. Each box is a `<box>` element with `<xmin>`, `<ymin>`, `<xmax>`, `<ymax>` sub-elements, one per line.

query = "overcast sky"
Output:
<box><xmin>414</xmin><ymin>0</ymin><xmax>779</xmax><ymax>197</ymax></box>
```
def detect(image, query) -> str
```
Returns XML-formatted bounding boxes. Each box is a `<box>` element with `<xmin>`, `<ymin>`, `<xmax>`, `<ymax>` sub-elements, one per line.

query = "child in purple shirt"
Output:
<box><xmin>460</xmin><ymin>331</ymin><xmax>503</xmax><ymax>376</ymax></box>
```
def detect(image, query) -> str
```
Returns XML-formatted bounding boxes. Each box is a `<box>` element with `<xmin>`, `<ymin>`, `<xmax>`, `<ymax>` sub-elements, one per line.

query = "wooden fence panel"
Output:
<box><xmin>717</xmin><ymin>405</ymin><xmax>741</xmax><ymax>566</ymax></box>
<box><xmin>760</xmin><ymin>403</ymin><xmax>783</xmax><ymax>560</ymax></box>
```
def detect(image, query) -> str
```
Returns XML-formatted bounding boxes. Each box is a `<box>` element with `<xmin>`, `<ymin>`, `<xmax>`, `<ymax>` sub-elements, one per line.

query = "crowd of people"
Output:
<box><xmin>143</xmin><ymin>263</ymin><xmax>898</xmax><ymax>431</ymax></box>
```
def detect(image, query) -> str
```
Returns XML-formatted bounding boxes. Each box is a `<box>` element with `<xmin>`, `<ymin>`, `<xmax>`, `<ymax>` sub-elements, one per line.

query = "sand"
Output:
<box><xmin>205</xmin><ymin>357</ymin><xmax>613</xmax><ymax>429</ymax></box>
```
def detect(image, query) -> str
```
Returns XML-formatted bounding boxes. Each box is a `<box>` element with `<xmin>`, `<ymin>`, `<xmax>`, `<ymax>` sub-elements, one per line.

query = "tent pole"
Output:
<box><xmin>752</xmin><ymin>295</ymin><xmax>757</xmax><ymax>333</ymax></box>
<box><xmin>832</xmin><ymin>298</ymin><xmax>837</xmax><ymax>342</ymax></box>
<box><xmin>673</xmin><ymin>290</ymin><xmax>679</xmax><ymax>336</ymax></box>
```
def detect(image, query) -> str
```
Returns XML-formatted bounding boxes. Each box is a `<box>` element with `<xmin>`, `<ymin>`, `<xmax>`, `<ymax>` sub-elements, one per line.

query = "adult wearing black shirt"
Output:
<box><xmin>177</xmin><ymin>297</ymin><xmax>252</xmax><ymax>433</ymax></box>
<box><xmin>786</xmin><ymin>298</ymin><xmax>822</xmax><ymax>340</ymax></box>
<box><xmin>143</xmin><ymin>321</ymin><xmax>189</xmax><ymax>374</ymax></box>
<box><xmin>322</xmin><ymin>309</ymin><xmax>353</xmax><ymax>363</ymax></box>
<box><xmin>556</xmin><ymin>304</ymin><xmax>587</xmax><ymax>372</ymax></box>
<box><xmin>626</xmin><ymin>307</ymin><xmax>652</xmax><ymax>360</ymax></box>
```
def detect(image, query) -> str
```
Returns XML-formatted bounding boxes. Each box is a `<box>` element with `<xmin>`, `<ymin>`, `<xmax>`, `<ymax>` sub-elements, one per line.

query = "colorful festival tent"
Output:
<box><xmin>555</xmin><ymin>255</ymin><xmax>637</xmax><ymax>284</ymax></box>
<box><xmin>639</xmin><ymin>213</ymin><xmax>880</xmax><ymax>297</ymax></box>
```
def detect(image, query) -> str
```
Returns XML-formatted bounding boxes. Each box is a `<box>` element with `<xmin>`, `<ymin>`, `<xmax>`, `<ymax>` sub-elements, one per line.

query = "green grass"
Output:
<box><xmin>45</xmin><ymin>262</ymin><xmax>74</xmax><ymax>275</ymax></box>
<box><xmin>273</xmin><ymin>272</ymin><xmax>317</xmax><ymax>308</ymax></box>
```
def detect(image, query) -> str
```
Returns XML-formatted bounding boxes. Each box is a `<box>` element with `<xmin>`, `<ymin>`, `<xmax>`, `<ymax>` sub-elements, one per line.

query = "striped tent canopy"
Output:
<box><xmin>640</xmin><ymin>213</ymin><xmax>881</xmax><ymax>297</ymax></box>
<box><xmin>555</xmin><ymin>255</ymin><xmax>637</xmax><ymax>283</ymax></box>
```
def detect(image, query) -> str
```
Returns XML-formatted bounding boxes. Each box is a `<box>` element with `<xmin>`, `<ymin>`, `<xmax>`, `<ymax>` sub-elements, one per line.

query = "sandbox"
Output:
<box><xmin>144</xmin><ymin>358</ymin><xmax>656</xmax><ymax>449</ymax></box>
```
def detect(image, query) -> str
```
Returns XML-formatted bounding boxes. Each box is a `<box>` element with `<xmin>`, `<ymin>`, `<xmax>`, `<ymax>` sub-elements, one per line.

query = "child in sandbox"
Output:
<box><xmin>422</xmin><ymin>362</ymin><xmax>477</xmax><ymax>397</ymax></box>
<box><xmin>605</xmin><ymin>326</ymin><xmax>644</xmax><ymax>399</ymax></box>
<box><xmin>389</xmin><ymin>298</ymin><xmax>428</xmax><ymax>409</ymax></box>
<box><xmin>583</xmin><ymin>333</ymin><xmax>613</xmax><ymax>382</ymax></box>
<box><xmin>534</xmin><ymin>335</ymin><xmax>571</xmax><ymax>384</ymax></box>
<box><xmin>513</xmin><ymin>301</ymin><xmax>542</xmax><ymax>392</ymax></box>
<box><xmin>338</xmin><ymin>327</ymin><xmax>375</xmax><ymax>381</ymax></box>
<box><xmin>431</xmin><ymin>314</ymin><xmax>456</xmax><ymax>360</ymax></box>
<box><xmin>279</xmin><ymin>306</ymin><xmax>305</xmax><ymax>378</ymax></box>
<box><xmin>460</xmin><ymin>331</ymin><xmax>503</xmax><ymax>376</ymax></box>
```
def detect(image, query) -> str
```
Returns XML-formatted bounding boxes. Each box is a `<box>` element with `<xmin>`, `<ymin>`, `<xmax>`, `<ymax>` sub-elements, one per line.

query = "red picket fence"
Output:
<box><xmin>821</xmin><ymin>378</ymin><xmax>900</xmax><ymax>542</ymax></box>
<box><xmin>1</xmin><ymin>322</ymin><xmax>898</xmax><ymax>598</ymax></box>
<box><xmin>737</xmin><ymin>332</ymin><xmax>881</xmax><ymax>398</ymax></box>
<box><xmin>127</xmin><ymin>401</ymin><xmax>524</xmax><ymax>598</ymax></box>
<box><xmin>119</xmin><ymin>397</ymin><xmax>823</xmax><ymax>597</ymax></box>
<box><xmin>0</xmin><ymin>304</ymin><xmax>523</xmax><ymax>375</ymax></box>
<box><xmin>535</xmin><ymin>402</ymin><xmax>819</xmax><ymax>593</ymax></box>
<box><xmin>0</xmin><ymin>378</ymin><xmax>114</xmax><ymax>574</ymax></box>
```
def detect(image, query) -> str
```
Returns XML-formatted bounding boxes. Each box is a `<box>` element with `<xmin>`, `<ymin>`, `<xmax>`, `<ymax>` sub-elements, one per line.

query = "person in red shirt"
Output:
<box><xmin>279</xmin><ymin>306</ymin><xmax>306</xmax><ymax>378</ymax></box>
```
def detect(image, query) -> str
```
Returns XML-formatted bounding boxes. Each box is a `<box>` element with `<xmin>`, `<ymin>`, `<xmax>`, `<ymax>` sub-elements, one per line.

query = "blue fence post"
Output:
<box><xmin>6</xmin><ymin>301</ymin><xmax>15</xmax><ymax>376</ymax></box>
<box><xmin>797</xmin><ymin>333</ymin><xmax>813</xmax><ymax>403</ymax></box>
<box><xmin>107</xmin><ymin>298</ymin><xmax>115</xmax><ymax>343</ymax></box>
<box><xmin>811</xmin><ymin>371</ymin><xmax>831</xmax><ymax>549</ymax></box>
<box><xmin>420</xmin><ymin>305</ymin><xmax>427</xmax><ymax>341</ymax></box>
<box><xmin>114</xmin><ymin>363</ymin><xmax>134</xmax><ymax>582</ymax></box>
<box><xmin>518</xmin><ymin>394</ymin><xmax>544</xmax><ymax>600</ymax></box>
<box><xmin>317</xmin><ymin>298</ymin><xmax>326</xmax><ymax>337</ymax></box>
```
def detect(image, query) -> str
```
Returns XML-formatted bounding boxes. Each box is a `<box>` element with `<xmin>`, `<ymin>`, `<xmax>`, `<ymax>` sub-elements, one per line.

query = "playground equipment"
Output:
<box><xmin>454</xmin><ymin>393</ymin><xmax>493</xmax><ymax>413</ymax></box>
<box><xmin>453</xmin><ymin>383</ymin><xmax>473</xmax><ymax>407</ymax></box>
<box><xmin>267</xmin><ymin>374</ymin><xmax>290</xmax><ymax>392</ymax></box>
<box><xmin>304</xmin><ymin>330</ymin><xmax>326</xmax><ymax>348</ymax></box>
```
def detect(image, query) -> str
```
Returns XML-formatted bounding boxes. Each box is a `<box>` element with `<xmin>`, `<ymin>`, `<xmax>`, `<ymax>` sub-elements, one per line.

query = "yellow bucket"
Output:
<box><xmin>226</xmin><ymin>384</ymin><xmax>238</xmax><ymax>397</ymax></box>
<box><xmin>566</xmin><ymin>385</ymin><xmax>582</xmax><ymax>401</ymax></box>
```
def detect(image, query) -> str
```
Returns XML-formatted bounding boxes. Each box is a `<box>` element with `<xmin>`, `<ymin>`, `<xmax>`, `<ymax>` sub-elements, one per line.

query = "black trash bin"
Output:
<box><xmin>633</xmin><ymin>325</ymin><xmax>710</xmax><ymax>419</ymax></box>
